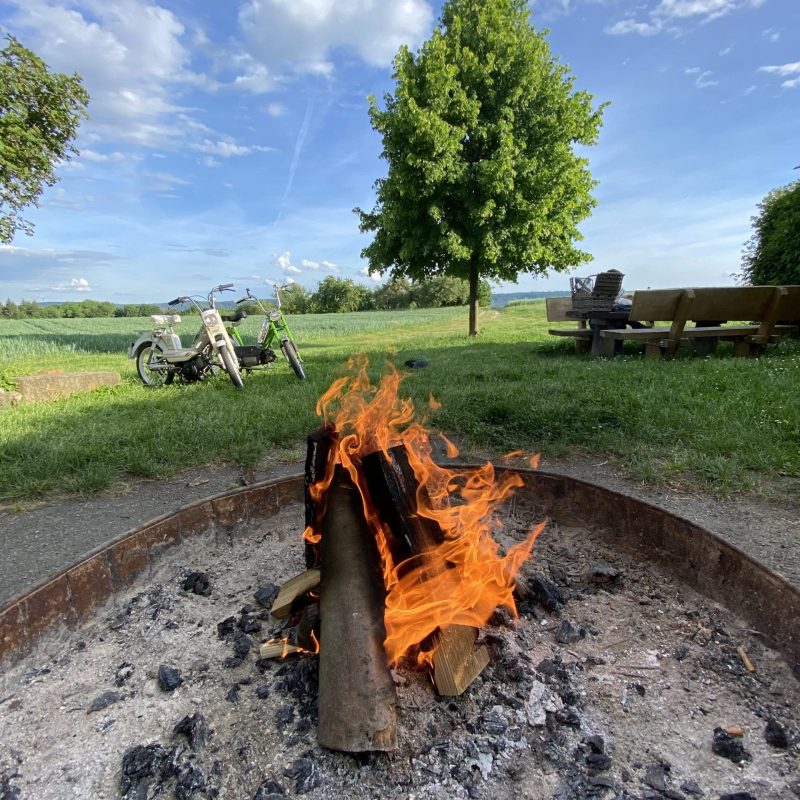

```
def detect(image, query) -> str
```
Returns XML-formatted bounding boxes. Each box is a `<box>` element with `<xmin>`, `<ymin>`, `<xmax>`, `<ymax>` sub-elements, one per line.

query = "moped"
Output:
<box><xmin>226</xmin><ymin>284</ymin><xmax>306</xmax><ymax>380</ymax></box>
<box><xmin>128</xmin><ymin>284</ymin><xmax>244</xmax><ymax>389</ymax></box>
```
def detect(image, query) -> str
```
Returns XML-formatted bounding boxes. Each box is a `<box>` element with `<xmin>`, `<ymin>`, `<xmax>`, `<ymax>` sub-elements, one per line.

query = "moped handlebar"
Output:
<box><xmin>215</xmin><ymin>283</ymin><xmax>234</xmax><ymax>291</ymax></box>
<box><xmin>167</xmin><ymin>297</ymin><xmax>184</xmax><ymax>306</ymax></box>
<box><xmin>235</xmin><ymin>297</ymin><xmax>248</xmax><ymax>305</ymax></box>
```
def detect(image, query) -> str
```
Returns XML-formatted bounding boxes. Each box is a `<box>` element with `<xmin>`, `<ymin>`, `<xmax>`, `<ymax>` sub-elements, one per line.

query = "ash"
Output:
<box><xmin>1</xmin><ymin>502</ymin><xmax>798</xmax><ymax>800</ymax></box>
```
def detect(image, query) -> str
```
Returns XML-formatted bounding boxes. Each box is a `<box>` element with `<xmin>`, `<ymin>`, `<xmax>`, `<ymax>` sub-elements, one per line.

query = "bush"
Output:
<box><xmin>740</xmin><ymin>180</ymin><xmax>800</xmax><ymax>286</ymax></box>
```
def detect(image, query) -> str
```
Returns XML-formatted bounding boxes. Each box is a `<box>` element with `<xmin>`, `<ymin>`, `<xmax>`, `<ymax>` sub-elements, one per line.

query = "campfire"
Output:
<box><xmin>260</xmin><ymin>358</ymin><xmax>544</xmax><ymax>752</ymax></box>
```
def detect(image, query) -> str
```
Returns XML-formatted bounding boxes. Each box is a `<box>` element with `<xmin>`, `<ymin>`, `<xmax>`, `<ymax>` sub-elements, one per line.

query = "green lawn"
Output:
<box><xmin>1</xmin><ymin>302</ymin><xmax>798</xmax><ymax>503</ymax></box>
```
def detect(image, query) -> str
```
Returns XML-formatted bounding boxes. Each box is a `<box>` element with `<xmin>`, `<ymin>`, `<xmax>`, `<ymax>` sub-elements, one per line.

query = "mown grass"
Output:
<box><xmin>1</xmin><ymin>301</ymin><xmax>798</xmax><ymax>503</ymax></box>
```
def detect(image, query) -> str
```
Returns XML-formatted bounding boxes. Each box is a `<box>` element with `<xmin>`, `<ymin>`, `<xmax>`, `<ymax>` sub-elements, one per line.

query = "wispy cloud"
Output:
<box><xmin>605</xmin><ymin>0</ymin><xmax>764</xmax><ymax>37</ymax></box>
<box><xmin>758</xmin><ymin>62</ymin><xmax>800</xmax><ymax>89</ymax></box>
<box><xmin>685</xmin><ymin>68</ymin><xmax>719</xmax><ymax>88</ymax></box>
<box><xmin>51</xmin><ymin>277</ymin><xmax>92</xmax><ymax>292</ymax></box>
<box><xmin>761</xmin><ymin>28</ymin><xmax>779</xmax><ymax>42</ymax></box>
<box><xmin>190</xmin><ymin>138</ymin><xmax>274</xmax><ymax>157</ymax></box>
<box><xmin>276</xmin><ymin>100</ymin><xmax>314</xmax><ymax>218</ymax></box>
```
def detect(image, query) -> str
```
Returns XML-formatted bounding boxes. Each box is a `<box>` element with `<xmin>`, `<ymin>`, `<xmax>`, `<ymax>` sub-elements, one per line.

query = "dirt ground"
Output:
<box><xmin>1</xmin><ymin>449</ymin><xmax>798</xmax><ymax>607</ymax></box>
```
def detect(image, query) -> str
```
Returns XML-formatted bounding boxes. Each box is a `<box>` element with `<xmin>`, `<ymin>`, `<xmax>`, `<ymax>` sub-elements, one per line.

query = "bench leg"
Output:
<box><xmin>732</xmin><ymin>341</ymin><xmax>754</xmax><ymax>358</ymax></box>
<box><xmin>574</xmin><ymin>338</ymin><xmax>591</xmax><ymax>355</ymax></box>
<box><xmin>644</xmin><ymin>342</ymin><xmax>661</xmax><ymax>360</ymax></box>
<box><xmin>693</xmin><ymin>338</ymin><xmax>718</xmax><ymax>357</ymax></box>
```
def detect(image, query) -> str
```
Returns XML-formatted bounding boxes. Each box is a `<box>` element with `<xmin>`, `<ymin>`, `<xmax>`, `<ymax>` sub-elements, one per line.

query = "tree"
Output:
<box><xmin>740</xmin><ymin>180</ymin><xmax>800</xmax><ymax>286</ymax></box>
<box><xmin>357</xmin><ymin>0</ymin><xmax>605</xmax><ymax>335</ymax></box>
<box><xmin>0</xmin><ymin>36</ymin><xmax>89</xmax><ymax>243</ymax></box>
<box><xmin>312</xmin><ymin>276</ymin><xmax>371</xmax><ymax>313</ymax></box>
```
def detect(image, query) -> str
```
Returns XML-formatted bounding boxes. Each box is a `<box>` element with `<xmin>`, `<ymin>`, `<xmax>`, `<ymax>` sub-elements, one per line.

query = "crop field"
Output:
<box><xmin>1</xmin><ymin>301</ymin><xmax>799</xmax><ymax>503</ymax></box>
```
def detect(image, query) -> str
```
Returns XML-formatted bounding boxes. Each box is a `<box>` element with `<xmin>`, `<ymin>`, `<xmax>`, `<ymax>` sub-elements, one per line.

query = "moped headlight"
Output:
<box><xmin>269</xmin><ymin>310</ymin><xmax>280</xmax><ymax>322</ymax></box>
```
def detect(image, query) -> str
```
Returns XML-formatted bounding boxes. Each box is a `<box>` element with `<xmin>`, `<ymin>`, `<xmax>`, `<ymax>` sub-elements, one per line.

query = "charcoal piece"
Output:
<box><xmin>584</xmin><ymin>735</ymin><xmax>605</xmax><ymax>754</ymax></box>
<box><xmin>719</xmin><ymin>794</ymin><xmax>757</xmax><ymax>800</ymax></box>
<box><xmin>587</xmin><ymin>775</ymin><xmax>614</xmax><ymax>789</ymax></box>
<box><xmin>481</xmin><ymin>710</ymin><xmax>508</xmax><ymax>735</ymax></box>
<box><xmin>158</xmin><ymin>665</ymin><xmax>183</xmax><ymax>692</ymax></box>
<box><xmin>555</xmin><ymin>619</ymin><xmax>584</xmax><ymax>645</ymax></box>
<box><xmin>0</xmin><ymin>773</ymin><xmax>20</xmax><ymax>800</ymax></box>
<box><xmin>680</xmin><ymin>779</ymin><xmax>704</xmax><ymax>797</ymax></box>
<box><xmin>555</xmin><ymin>709</ymin><xmax>581</xmax><ymax>728</ymax></box>
<box><xmin>253</xmin><ymin>778</ymin><xmax>286</xmax><ymax>799</ymax></box>
<box><xmin>115</xmin><ymin>662</ymin><xmax>135</xmax><ymax>687</ymax></box>
<box><xmin>175</xmin><ymin>763</ymin><xmax>206</xmax><ymax>800</ymax></box>
<box><xmin>182</xmin><ymin>571</ymin><xmax>211</xmax><ymax>596</ymax></box>
<box><xmin>586</xmin><ymin>753</ymin><xmax>611</xmax><ymax>773</ymax></box>
<box><xmin>283</xmin><ymin>757</ymin><xmax>317</xmax><ymax>794</ymax></box>
<box><xmin>173</xmin><ymin>713</ymin><xmax>209</xmax><ymax>752</ymax></box>
<box><xmin>466</xmin><ymin>785</ymin><xmax>481</xmax><ymax>799</ymax></box>
<box><xmin>87</xmin><ymin>690</ymin><xmax>122</xmax><ymax>713</ymax></box>
<box><xmin>525</xmin><ymin>576</ymin><xmax>566</xmax><ymax>613</ymax></box>
<box><xmin>404</xmin><ymin>358</ymin><xmax>429</xmax><ymax>369</ymax></box>
<box><xmin>119</xmin><ymin>743</ymin><xmax>171</xmax><ymax>799</ymax></box>
<box><xmin>256</xmin><ymin>685</ymin><xmax>270</xmax><ymax>699</ymax></box>
<box><xmin>764</xmin><ymin>717</ymin><xmax>790</xmax><ymax>749</ymax></box>
<box><xmin>239</xmin><ymin>616</ymin><xmax>263</xmax><ymax>634</ymax></box>
<box><xmin>234</xmin><ymin>635</ymin><xmax>253</xmax><ymax>658</ymax></box>
<box><xmin>536</xmin><ymin>657</ymin><xmax>561</xmax><ymax>677</ymax></box>
<box><xmin>255</xmin><ymin>659</ymin><xmax>272</xmax><ymax>674</ymax></box>
<box><xmin>276</xmin><ymin>704</ymin><xmax>295</xmax><ymax>732</ymax></box>
<box><xmin>674</xmin><ymin>644</ymin><xmax>689</xmax><ymax>661</ymax></box>
<box><xmin>217</xmin><ymin>617</ymin><xmax>238</xmax><ymax>640</ymax></box>
<box><xmin>587</xmin><ymin>561</ymin><xmax>621</xmax><ymax>583</ymax></box>
<box><xmin>643</xmin><ymin>763</ymin><xmax>668</xmax><ymax>792</ymax></box>
<box><xmin>662</xmin><ymin>791</ymin><xmax>687</xmax><ymax>800</ymax></box>
<box><xmin>226</xmin><ymin>685</ymin><xmax>241</xmax><ymax>704</ymax></box>
<box><xmin>223</xmin><ymin>656</ymin><xmax>244</xmax><ymax>669</ymax></box>
<box><xmin>712</xmin><ymin>727</ymin><xmax>750</xmax><ymax>763</ymax></box>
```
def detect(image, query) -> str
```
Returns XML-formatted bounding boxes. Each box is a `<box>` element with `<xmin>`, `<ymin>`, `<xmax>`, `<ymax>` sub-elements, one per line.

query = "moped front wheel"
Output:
<box><xmin>218</xmin><ymin>344</ymin><xmax>244</xmax><ymax>389</ymax></box>
<box><xmin>136</xmin><ymin>344</ymin><xmax>174</xmax><ymax>387</ymax></box>
<box><xmin>281</xmin><ymin>340</ymin><xmax>306</xmax><ymax>380</ymax></box>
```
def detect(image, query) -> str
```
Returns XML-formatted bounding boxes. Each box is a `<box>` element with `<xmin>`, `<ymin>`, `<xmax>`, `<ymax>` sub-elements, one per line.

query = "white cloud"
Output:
<box><xmin>231</xmin><ymin>59</ymin><xmax>278</xmax><ymax>94</ymax></box>
<box><xmin>274</xmin><ymin>251</ymin><xmax>301</xmax><ymax>273</ymax></box>
<box><xmin>265</xmin><ymin>103</ymin><xmax>288</xmax><ymax>117</ymax></box>
<box><xmin>719</xmin><ymin>45</ymin><xmax>732</xmax><ymax>55</ymax></box>
<box><xmin>80</xmin><ymin>149</ymin><xmax>127</xmax><ymax>162</ymax></box>
<box><xmin>6</xmin><ymin>0</ymin><xmax>207</xmax><ymax>147</ymax></box>
<box><xmin>605</xmin><ymin>0</ymin><xmax>763</xmax><ymax>36</ymax></box>
<box><xmin>605</xmin><ymin>18</ymin><xmax>661</xmax><ymax>36</ymax></box>
<box><xmin>239</xmin><ymin>0</ymin><xmax>434</xmax><ymax>77</ymax></box>
<box><xmin>51</xmin><ymin>277</ymin><xmax>93</xmax><ymax>292</ymax></box>
<box><xmin>696</xmin><ymin>70</ymin><xmax>719</xmax><ymax>88</ymax></box>
<box><xmin>744</xmin><ymin>84</ymin><xmax>757</xmax><ymax>95</ymax></box>
<box><xmin>782</xmin><ymin>77</ymin><xmax>800</xmax><ymax>90</ymax></box>
<box><xmin>758</xmin><ymin>62</ymin><xmax>800</xmax><ymax>77</ymax></box>
<box><xmin>300</xmin><ymin>258</ymin><xmax>320</xmax><ymax>269</ymax></box>
<box><xmin>321</xmin><ymin>260</ymin><xmax>339</xmax><ymax>273</ymax></box>
<box><xmin>761</xmin><ymin>28</ymin><xmax>779</xmax><ymax>41</ymax></box>
<box><xmin>360</xmin><ymin>266</ymin><xmax>381</xmax><ymax>283</ymax></box>
<box><xmin>191</xmin><ymin>139</ymin><xmax>274</xmax><ymax>157</ymax></box>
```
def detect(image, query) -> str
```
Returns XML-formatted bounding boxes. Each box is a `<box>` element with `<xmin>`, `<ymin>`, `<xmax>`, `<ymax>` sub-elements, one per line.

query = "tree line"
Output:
<box><xmin>1</xmin><ymin>275</ymin><xmax>492</xmax><ymax>319</ymax></box>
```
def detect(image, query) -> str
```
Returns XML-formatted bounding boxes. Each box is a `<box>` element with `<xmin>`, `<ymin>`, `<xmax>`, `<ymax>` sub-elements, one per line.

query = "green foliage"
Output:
<box><xmin>356</xmin><ymin>0</ymin><xmax>605</xmax><ymax>334</ymax></box>
<box><xmin>280</xmin><ymin>283</ymin><xmax>313</xmax><ymax>314</ymax></box>
<box><xmin>115</xmin><ymin>303</ymin><xmax>162</xmax><ymax>318</ymax></box>
<box><xmin>311</xmin><ymin>276</ymin><xmax>372</xmax><ymax>313</ymax></box>
<box><xmin>740</xmin><ymin>180</ymin><xmax>800</xmax><ymax>286</ymax></box>
<box><xmin>0</xmin><ymin>36</ymin><xmax>90</xmax><ymax>243</ymax></box>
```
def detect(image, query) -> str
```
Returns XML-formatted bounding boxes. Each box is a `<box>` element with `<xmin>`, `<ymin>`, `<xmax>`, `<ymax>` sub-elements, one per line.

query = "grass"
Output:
<box><xmin>1</xmin><ymin>301</ymin><xmax>799</xmax><ymax>503</ymax></box>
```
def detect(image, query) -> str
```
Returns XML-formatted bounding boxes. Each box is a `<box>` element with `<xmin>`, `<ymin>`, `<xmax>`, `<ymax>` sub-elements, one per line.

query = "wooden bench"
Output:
<box><xmin>546</xmin><ymin>296</ymin><xmax>592</xmax><ymax>353</ymax></box>
<box><xmin>599</xmin><ymin>285</ymin><xmax>800</xmax><ymax>358</ymax></box>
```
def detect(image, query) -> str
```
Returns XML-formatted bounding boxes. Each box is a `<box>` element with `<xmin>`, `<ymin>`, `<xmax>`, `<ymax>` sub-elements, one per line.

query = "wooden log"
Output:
<box><xmin>269</xmin><ymin>569</ymin><xmax>320</xmax><ymax>620</ymax></box>
<box><xmin>317</xmin><ymin>467</ymin><xmax>397</xmax><ymax>752</ymax></box>
<box><xmin>361</xmin><ymin>445</ymin><xmax>488</xmax><ymax>696</ymax></box>
<box><xmin>304</xmin><ymin>425</ymin><xmax>337</xmax><ymax>568</ymax></box>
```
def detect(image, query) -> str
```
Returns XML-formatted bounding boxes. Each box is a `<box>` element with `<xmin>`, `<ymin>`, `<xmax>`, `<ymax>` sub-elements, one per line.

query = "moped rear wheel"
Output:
<box><xmin>218</xmin><ymin>344</ymin><xmax>244</xmax><ymax>389</ymax></box>
<box><xmin>136</xmin><ymin>344</ymin><xmax>173</xmax><ymax>387</ymax></box>
<box><xmin>281</xmin><ymin>340</ymin><xmax>306</xmax><ymax>380</ymax></box>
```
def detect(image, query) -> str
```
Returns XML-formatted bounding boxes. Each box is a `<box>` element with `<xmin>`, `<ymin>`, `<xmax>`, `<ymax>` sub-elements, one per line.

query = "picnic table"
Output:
<box><xmin>564</xmin><ymin>308</ymin><xmax>636</xmax><ymax>358</ymax></box>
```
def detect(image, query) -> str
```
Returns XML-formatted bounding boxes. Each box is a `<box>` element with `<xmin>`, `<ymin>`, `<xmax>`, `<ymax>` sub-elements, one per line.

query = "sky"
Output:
<box><xmin>0</xmin><ymin>0</ymin><xmax>798</xmax><ymax>303</ymax></box>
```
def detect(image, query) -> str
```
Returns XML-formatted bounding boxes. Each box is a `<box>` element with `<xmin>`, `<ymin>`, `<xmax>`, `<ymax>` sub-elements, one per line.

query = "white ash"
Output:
<box><xmin>0</xmin><ymin>500</ymin><xmax>798</xmax><ymax>800</ymax></box>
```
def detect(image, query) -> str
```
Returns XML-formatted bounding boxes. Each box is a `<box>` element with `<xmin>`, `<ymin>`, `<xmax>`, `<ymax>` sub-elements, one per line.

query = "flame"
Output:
<box><xmin>313</xmin><ymin>355</ymin><xmax>543</xmax><ymax>666</ymax></box>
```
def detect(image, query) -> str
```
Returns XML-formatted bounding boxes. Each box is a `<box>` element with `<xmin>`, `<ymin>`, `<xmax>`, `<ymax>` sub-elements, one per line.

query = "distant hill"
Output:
<box><xmin>491</xmin><ymin>290</ymin><xmax>569</xmax><ymax>308</ymax></box>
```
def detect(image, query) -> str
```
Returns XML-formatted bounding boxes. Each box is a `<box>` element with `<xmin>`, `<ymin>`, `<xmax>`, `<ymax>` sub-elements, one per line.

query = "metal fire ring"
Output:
<box><xmin>1</xmin><ymin>468</ymin><xmax>797</xmax><ymax>678</ymax></box>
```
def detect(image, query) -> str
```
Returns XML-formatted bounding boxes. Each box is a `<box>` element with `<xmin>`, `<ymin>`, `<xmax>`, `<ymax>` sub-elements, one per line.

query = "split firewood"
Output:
<box><xmin>317</xmin><ymin>467</ymin><xmax>397</xmax><ymax>752</ymax></box>
<box><xmin>304</xmin><ymin>425</ymin><xmax>337</xmax><ymax>568</ymax></box>
<box><xmin>362</xmin><ymin>444</ymin><xmax>489</xmax><ymax>696</ymax></box>
<box><xmin>259</xmin><ymin>640</ymin><xmax>304</xmax><ymax>659</ymax></box>
<box><xmin>269</xmin><ymin>569</ymin><xmax>320</xmax><ymax>620</ymax></box>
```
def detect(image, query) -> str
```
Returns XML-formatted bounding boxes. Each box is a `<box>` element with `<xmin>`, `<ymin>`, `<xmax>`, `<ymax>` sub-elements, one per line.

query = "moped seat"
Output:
<box><xmin>150</xmin><ymin>314</ymin><xmax>182</xmax><ymax>325</ymax></box>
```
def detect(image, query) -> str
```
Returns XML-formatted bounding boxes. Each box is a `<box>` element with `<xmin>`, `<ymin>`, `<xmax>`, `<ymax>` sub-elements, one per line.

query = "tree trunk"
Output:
<box><xmin>468</xmin><ymin>260</ymin><xmax>480</xmax><ymax>337</ymax></box>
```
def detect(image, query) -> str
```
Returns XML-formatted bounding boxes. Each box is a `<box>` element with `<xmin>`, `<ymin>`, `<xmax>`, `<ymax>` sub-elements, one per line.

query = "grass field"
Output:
<box><xmin>1</xmin><ymin>301</ymin><xmax>799</xmax><ymax>503</ymax></box>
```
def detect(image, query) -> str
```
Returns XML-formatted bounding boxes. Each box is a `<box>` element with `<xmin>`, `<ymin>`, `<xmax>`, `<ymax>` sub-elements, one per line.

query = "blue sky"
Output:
<box><xmin>0</xmin><ymin>0</ymin><xmax>798</xmax><ymax>303</ymax></box>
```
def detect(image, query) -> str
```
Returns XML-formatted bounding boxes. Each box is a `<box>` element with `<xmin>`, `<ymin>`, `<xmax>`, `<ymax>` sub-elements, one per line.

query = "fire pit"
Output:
<box><xmin>1</xmin><ymin>364</ymin><xmax>798</xmax><ymax>799</ymax></box>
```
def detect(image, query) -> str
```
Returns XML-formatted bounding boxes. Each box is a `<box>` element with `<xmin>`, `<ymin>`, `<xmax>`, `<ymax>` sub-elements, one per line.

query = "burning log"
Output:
<box><xmin>269</xmin><ymin>569</ymin><xmax>320</xmax><ymax>620</ymax></box>
<box><xmin>317</xmin><ymin>466</ymin><xmax>397</xmax><ymax>752</ymax></box>
<box><xmin>362</xmin><ymin>444</ymin><xmax>490</xmax><ymax>695</ymax></box>
<box><xmin>304</xmin><ymin>425</ymin><xmax>337</xmax><ymax>568</ymax></box>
